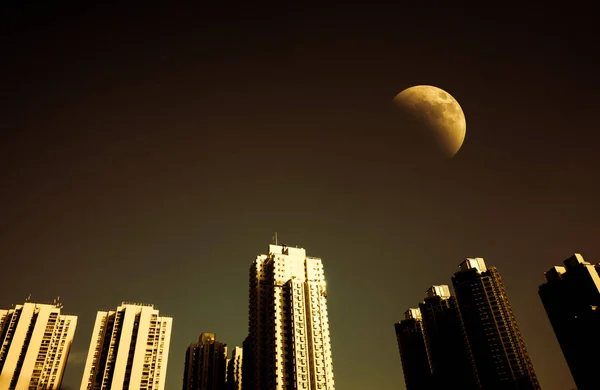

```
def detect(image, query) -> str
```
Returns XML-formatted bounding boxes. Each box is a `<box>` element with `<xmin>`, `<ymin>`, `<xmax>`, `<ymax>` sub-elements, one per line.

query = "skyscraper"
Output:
<box><xmin>538</xmin><ymin>253</ymin><xmax>600</xmax><ymax>390</ymax></box>
<box><xmin>0</xmin><ymin>298</ymin><xmax>77</xmax><ymax>390</ymax></box>
<box><xmin>182</xmin><ymin>332</ymin><xmax>227</xmax><ymax>390</ymax></box>
<box><xmin>418</xmin><ymin>285</ymin><xmax>479</xmax><ymax>389</ymax></box>
<box><xmin>393</xmin><ymin>308</ymin><xmax>432</xmax><ymax>390</ymax></box>
<box><xmin>452</xmin><ymin>258</ymin><xmax>539</xmax><ymax>390</ymax></box>
<box><xmin>226</xmin><ymin>346</ymin><xmax>242</xmax><ymax>390</ymax></box>
<box><xmin>241</xmin><ymin>337</ymin><xmax>252</xmax><ymax>390</ymax></box>
<box><xmin>80</xmin><ymin>302</ymin><xmax>172</xmax><ymax>390</ymax></box>
<box><xmin>245</xmin><ymin>244</ymin><xmax>335</xmax><ymax>390</ymax></box>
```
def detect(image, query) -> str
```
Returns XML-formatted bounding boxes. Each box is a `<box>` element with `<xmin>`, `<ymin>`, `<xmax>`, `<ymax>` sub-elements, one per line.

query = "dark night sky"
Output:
<box><xmin>1</xmin><ymin>3</ymin><xmax>598</xmax><ymax>389</ymax></box>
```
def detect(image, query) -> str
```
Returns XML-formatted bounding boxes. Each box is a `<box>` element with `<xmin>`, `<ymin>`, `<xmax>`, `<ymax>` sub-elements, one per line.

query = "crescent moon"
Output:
<box><xmin>393</xmin><ymin>85</ymin><xmax>466</xmax><ymax>157</ymax></box>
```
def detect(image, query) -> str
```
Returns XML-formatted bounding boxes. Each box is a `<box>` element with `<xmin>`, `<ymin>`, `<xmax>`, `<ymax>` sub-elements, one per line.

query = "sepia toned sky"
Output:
<box><xmin>1</xmin><ymin>3</ymin><xmax>598</xmax><ymax>389</ymax></box>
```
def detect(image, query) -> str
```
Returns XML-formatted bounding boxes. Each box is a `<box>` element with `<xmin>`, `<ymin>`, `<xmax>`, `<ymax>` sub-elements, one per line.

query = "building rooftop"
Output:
<box><xmin>564</xmin><ymin>253</ymin><xmax>589</xmax><ymax>268</ymax></box>
<box><xmin>458</xmin><ymin>257</ymin><xmax>488</xmax><ymax>273</ymax></box>
<box><xmin>544</xmin><ymin>266</ymin><xmax>567</xmax><ymax>283</ymax></box>
<box><xmin>121</xmin><ymin>301</ymin><xmax>155</xmax><ymax>308</ymax></box>
<box><xmin>404</xmin><ymin>308</ymin><xmax>422</xmax><ymax>320</ymax></box>
<box><xmin>425</xmin><ymin>285</ymin><xmax>451</xmax><ymax>299</ymax></box>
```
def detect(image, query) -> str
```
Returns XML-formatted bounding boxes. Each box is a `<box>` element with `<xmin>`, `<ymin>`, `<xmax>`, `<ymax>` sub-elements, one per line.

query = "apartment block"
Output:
<box><xmin>80</xmin><ymin>302</ymin><xmax>172</xmax><ymax>390</ymax></box>
<box><xmin>0</xmin><ymin>298</ymin><xmax>77</xmax><ymax>390</ymax></box>
<box><xmin>245</xmin><ymin>244</ymin><xmax>335</xmax><ymax>390</ymax></box>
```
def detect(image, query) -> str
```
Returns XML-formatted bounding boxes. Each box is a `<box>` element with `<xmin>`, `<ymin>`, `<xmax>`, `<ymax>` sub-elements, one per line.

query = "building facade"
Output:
<box><xmin>226</xmin><ymin>346</ymin><xmax>242</xmax><ymax>390</ymax></box>
<box><xmin>393</xmin><ymin>308</ymin><xmax>432</xmax><ymax>390</ymax></box>
<box><xmin>80</xmin><ymin>302</ymin><xmax>172</xmax><ymax>390</ymax></box>
<box><xmin>225</xmin><ymin>358</ymin><xmax>230</xmax><ymax>385</ymax></box>
<box><xmin>452</xmin><ymin>258</ymin><xmax>539</xmax><ymax>390</ymax></box>
<box><xmin>418</xmin><ymin>285</ymin><xmax>479</xmax><ymax>389</ymax></box>
<box><xmin>240</xmin><ymin>337</ymin><xmax>252</xmax><ymax>390</ymax></box>
<box><xmin>0</xmin><ymin>298</ymin><xmax>77</xmax><ymax>390</ymax></box>
<box><xmin>245</xmin><ymin>244</ymin><xmax>335</xmax><ymax>390</ymax></box>
<box><xmin>182</xmin><ymin>332</ymin><xmax>227</xmax><ymax>390</ymax></box>
<box><xmin>538</xmin><ymin>253</ymin><xmax>600</xmax><ymax>390</ymax></box>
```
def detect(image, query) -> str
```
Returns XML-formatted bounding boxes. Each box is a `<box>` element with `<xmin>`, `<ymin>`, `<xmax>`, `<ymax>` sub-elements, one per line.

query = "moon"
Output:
<box><xmin>393</xmin><ymin>85</ymin><xmax>466</xmax><ymax>158</ymax></box>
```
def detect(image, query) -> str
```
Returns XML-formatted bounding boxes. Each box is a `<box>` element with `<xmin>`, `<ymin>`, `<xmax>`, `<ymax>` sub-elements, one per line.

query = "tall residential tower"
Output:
<box><xmin>241</xmin><ymin>337</ymin><xmax>252</xmax><ymax>390</ymax></box>
<box><xmin>80</xmin><ymin>302</ymin><xmax>172</xmax><ymax>390</ymax></box>
<box><xmin>418</xmin><ymin>285</ymin><xmax>479</xmax><ymax>389</ymax></box>
<box><xmin>0</xmin><ymin>299</ymin><xmax>77</xmax><ymax>390</ymax></box>
<box><xmin>182</xmin><ymin>332</ymin><xmax>227</xmax><ymax>390</ymax></box>
<box><xmin>226</xmin><ymin>346</ymin><xmax>242</xmax><ymax>390</ymax></box>
<box><xmin>452</xmin><ymin>258</ymin><xmax>539</xmax><ymax>390</ymax></box>
<box><xmin>538</xmin><ymin>253</ymin><xmax>600</xmax><ymax>390</ymax></box>
<box><xmin>245</xmin><ymin>244</ymin><xmax>335</xmax><ymax>390</ymax></box>
<box><xmin>394</xmin><ymin>308</ymin><xmax>432</xmax><ymax>390</ymax></box>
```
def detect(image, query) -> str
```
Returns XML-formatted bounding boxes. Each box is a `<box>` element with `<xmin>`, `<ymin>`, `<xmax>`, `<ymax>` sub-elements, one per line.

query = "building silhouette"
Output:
<box><xmin>80</xmin><ymin>302</ymin><xmax>172</xmax><ymax>390</ymax></box>
<box><xmin>452</xmin><ymin>258</ymin><xmax>539</xmax><ymax>390</ymax></box>
<box><xmin>182</xmin><ymin>332</ymin><xmax>227</xmax><ymax>390</ymax></box>
<box><xmin>418</xmin><ymin>285</ymin><xmax>479</xmax><ymax>389</ymax></box>
<box><xmin>244</xmin><ymin>244</ymin><xmax>335</xmax><ymax>390</ymax></box>
<box><xmin>225</xmin><ymin>357</ymin><xmax>230</xmax><ymax>385</ymax></box>
<box><xmin>0</xmin><ymin>298</ymin><xmax>77</xmax><ymax>390</ymax></box>
<box><xmin>394</xmin><ymin>308</ymin><xmax>432</xmax><ymax>390</ymax></box>
<box><xmin>538</xmin><ymin>253</ymin><xmax>600</xmax><ymax>390</ymax></box>
<box><xmin>226</xmin><ymin>346</ymin><xmax>242</xmax><ymax>390</ymax></box>
<box><xmin>241</xmin><ymin>337</ymin><xmax>252</xmax><ymax>390</ymax></box>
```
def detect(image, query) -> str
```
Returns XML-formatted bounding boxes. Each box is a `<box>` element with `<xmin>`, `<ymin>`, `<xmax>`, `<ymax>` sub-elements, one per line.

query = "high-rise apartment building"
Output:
<box><xmin>225</xmin><ymin>358</ymin><xmax>230</xmax><ymax>385</ymax></box>
<box><xmin>393</xmin><ymin>308</ymin><xmax>432</xmax><ymax>390</ymax></box>
<box><xmin>245</xmin><ymin>244</ymin><xmax>335</xmax><ymax>390</ymax></box>
<box><xmin>182</xmin><ymin>332</ymin><xmax>227</xmax><ymax>390</ymax></box>
<box><xmin>226</xmin><ymin>346</ymin><xmax>242</xmax><ymax>390</ymax></box>
<box><xmin>0</xmin><ymin>298</ymin><xmax>77</xmax><ymax>390</ymax></box>
<box><xmin>452</xmin><ymin>258</ymin><xmax>539</xmax><ymax>390</ymax></box>
<box><xmin>538</xmin><ymin>253</ymin><xmax>600</xmax><ymax>390</ymax></box>
<box><xmin>80</xmin><ymin>302</ymin><xmax>172</xmax><ymax>390</ymax></box>
<box><xmin>241</xmin><ymin>337</ymin><xmax>252</xmax><ymax>390</ymax></box>
<box><xmin>418</xmin><ymin>285</ymin><xmax>479</xmax><ymax>389</ymax></box>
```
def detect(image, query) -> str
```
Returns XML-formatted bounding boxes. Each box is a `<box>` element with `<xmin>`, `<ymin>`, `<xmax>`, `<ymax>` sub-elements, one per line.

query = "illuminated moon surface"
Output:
<box><xmin>393</xmin><ymin>85</ymin><xmax>466</xmax><ymax>158</ymax></box>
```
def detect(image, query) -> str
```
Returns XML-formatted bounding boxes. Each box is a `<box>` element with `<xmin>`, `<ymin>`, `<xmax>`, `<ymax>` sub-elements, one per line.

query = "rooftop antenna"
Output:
<box><xmin>274</xmin><ymin>232</ymin><xmax>278</xmax><ymax>245</ymax></box>
<box><xmin>25</xmin><ymin>294</ymin><xmax>31</xmax><ymax>303</ymax></box>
